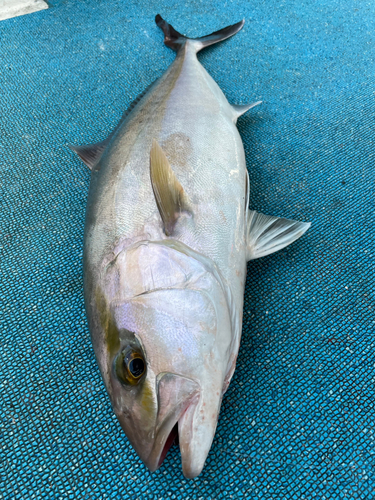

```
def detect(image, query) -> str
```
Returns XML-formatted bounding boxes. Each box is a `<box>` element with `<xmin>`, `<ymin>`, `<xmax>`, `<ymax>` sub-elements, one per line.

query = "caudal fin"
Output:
<box><xmin>155</xmin><ymin>14</ymin><xmax>244</xmax><ymax>53</ymax></box>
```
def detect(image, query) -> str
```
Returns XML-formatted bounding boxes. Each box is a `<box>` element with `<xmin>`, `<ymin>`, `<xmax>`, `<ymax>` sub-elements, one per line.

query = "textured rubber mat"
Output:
<box><xmin>1</xmin><ymin>0</ymin><xmax>374</xmax><ymax>498</ymax></box>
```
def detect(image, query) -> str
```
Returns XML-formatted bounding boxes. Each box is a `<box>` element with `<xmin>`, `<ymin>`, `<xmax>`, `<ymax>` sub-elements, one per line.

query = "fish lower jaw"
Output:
<box><xmin>150</xmin><ymin>396</ymin><xmax>216</xmax><ymax>479</ymax></box>
<box><xmin>148</xmin><ymin>416</ymin><xmax>193</xmax><ymax>475</ymax></box>
<box><xmin>178</xmin><ymin>398</ymin><xmax>219</xmax><ymax>479</ymax></box>
<box><xmin>144</xmin><ymin>390</ymin><xmax>199</xmax><ymax>474</ymax></box>
<box><xmin>140</xmin><ymin>373</ymin><xmax>200</xmax><ymax>474</ymax></box>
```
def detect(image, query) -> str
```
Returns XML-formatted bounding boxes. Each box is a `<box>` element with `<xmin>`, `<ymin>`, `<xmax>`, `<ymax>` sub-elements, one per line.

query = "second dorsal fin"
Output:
<box><xmin>150</xmin><ymin>139</ymin><xmax>191</xmax><ymax>236</ymax></box>
<box><xmin>68</xmin><ymin>141</ymin><xmax>108</xmax><ymax>170</ymax></box>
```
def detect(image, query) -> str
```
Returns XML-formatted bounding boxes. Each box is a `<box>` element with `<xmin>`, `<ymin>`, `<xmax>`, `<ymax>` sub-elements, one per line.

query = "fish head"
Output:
<box><xmin>93</xmin><ymin>240</ymin><xmax>235</xmax><ymax>478</ymax></box>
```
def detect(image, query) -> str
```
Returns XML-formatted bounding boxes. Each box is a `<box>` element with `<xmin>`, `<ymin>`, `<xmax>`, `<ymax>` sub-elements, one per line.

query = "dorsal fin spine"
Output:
<box><xmin>69</xmin><ymin>79</ymin><xmax>158</xmax><ymax>170</ymax></box>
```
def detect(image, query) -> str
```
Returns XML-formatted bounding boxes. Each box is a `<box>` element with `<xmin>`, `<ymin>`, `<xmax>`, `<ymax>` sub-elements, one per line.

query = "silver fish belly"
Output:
<box><xmin>70</xmin><ymin>15</ymin><xmax>310</xmax><ymax>478</ymax></box>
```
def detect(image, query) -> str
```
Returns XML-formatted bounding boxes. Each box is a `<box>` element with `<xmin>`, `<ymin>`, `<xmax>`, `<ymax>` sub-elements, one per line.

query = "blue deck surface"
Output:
<box><xmin>1</xmin><ymin>0</ymin><xmax>374</xmax><ymax>498</ymax></box>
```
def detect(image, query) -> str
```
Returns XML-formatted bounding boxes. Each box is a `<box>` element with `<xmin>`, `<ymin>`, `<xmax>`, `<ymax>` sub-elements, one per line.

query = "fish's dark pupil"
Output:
<box><xmin>128</xmin><ymin>358</ymin><xmax>144</xmax><ymax>377</ymax></box>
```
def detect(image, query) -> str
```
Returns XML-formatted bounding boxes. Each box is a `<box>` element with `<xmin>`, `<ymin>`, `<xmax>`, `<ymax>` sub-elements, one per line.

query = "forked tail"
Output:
<box><xmin>155</xmin><ymin>14</ymin><xmax>244</xmax><ymax>53</ymax></box>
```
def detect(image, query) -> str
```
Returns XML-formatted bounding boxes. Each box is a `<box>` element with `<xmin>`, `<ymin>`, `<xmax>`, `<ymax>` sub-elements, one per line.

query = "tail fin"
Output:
<box><xmin>155</xmin><ymin>14</ymin><xmax>244</xmax><ymax>53</ymax></box>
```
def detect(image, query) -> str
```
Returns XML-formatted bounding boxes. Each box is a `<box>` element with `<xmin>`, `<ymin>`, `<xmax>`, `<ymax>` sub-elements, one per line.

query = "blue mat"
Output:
<box><xmin>1</xmin><ymin>0</ymin><xmax>374</xmax><ymax>498</ymax></box>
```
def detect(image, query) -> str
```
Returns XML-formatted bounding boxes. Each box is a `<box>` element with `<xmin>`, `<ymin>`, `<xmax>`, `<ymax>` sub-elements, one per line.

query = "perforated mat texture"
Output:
<box><xmin>0</xmin><ymin>0</ymin><xmax>374</xmax><ymax>498</ymax></box>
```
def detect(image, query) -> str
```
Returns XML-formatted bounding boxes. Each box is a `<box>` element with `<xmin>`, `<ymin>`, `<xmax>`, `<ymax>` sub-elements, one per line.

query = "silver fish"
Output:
<box><xmin>70</xmin><ymin>15</ymin><xmax>310</xmax><ymax>478</ymax></box>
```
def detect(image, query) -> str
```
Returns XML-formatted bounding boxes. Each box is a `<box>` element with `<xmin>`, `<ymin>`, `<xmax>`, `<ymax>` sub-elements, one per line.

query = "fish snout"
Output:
<box><xmin>146</xmin><ymin>372</ymin><xmax>200</xmax><ymax>472</ymax></box>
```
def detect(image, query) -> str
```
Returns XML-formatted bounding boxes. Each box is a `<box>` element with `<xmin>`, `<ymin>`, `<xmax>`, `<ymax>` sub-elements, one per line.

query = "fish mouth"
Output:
<box><xmin>152</xmin><ymin>392</ymin><xmax>210</xmax><ymax>479</ymax></box>
<box><xmin>152</xmin><ymin>398</ymin><xmax>197</xmax><ymax>472</ymax></box>
<box><xmin>158</xmin><ymin>422</ymin><xmax>179</xmax><ymax>467</ymax></box>
<box><xmin>114</xmin><ymin>371</ymin><xmax>219</xmax><ymax>478</ymax></box>
<box><xmin>146</xmin><ymin>373</ymin><xmax>200</xmax><ymax>472</ymax></box>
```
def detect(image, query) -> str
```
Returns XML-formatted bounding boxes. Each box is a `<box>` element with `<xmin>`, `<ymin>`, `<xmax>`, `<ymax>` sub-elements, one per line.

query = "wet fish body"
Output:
<box><xmin>70</xmin><ymin>15</ymin><xmax>310</xmax><ymax>478</ymax></box>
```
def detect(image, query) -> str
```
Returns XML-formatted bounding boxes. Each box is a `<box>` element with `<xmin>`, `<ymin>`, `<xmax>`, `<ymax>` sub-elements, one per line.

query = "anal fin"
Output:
<box><xmin>247</xmin><ymin>210</ymin><xmax>310</xmax><ymax>260</ymax></box>
<box><xmin>232</xmin><ymin>101</ymin><xmax>262</xmax><ymax>122</ymax></box>
<box><xmin>150</xmin><ymin>139</ymin><xmax>191</xmax><ymax>236</ymax></box>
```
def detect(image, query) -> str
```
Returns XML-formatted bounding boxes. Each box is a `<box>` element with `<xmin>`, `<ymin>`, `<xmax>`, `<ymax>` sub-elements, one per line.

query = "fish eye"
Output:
<box><xmin>114</xmin><ymin>346</ymin><xmax>146</xmax><ymax>386</ymax></box>
<box><xmin>128</xmin><ymin>357</ymin><xmax>145</xmax><ymax>378</ymax></box>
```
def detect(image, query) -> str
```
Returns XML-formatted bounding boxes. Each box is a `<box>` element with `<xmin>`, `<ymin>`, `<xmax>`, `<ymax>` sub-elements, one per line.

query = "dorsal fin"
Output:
<box><xmin>119</xmin><ymin>79</ymin><xmax>157</xmax><ymax>121</ymax></box>
<box><xmin>69</xmin><ymin>79</ymin><xmax>158</xmax><ymax>170</ymax></box>
<box><xmin>232</xmin><ymin>101</ymin><xmax>262</xmax><ymax>123</ymax></box>
<box><xmin>150</xmin><ymin>139</ymin><xmax>191</xmax><ymax>236</ymax></box>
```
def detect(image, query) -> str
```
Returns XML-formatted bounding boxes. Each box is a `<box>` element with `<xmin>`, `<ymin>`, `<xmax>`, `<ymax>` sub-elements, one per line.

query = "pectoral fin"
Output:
<box><xmin>150</xmin><ymin>139</ymin><xmax>191</xmax><ymax>236</ymax></box>
<box><xmin>246</xmin><ymin>210</ymin><xmax>310</xmax><ymax>260</ymax></box>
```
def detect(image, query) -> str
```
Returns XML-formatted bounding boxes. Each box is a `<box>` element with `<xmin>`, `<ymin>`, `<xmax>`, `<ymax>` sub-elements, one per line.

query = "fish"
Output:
<box><xmin>69</xmin><ymin>14</ymin><xmax>310</xmax><ymax>479</ymax></box>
